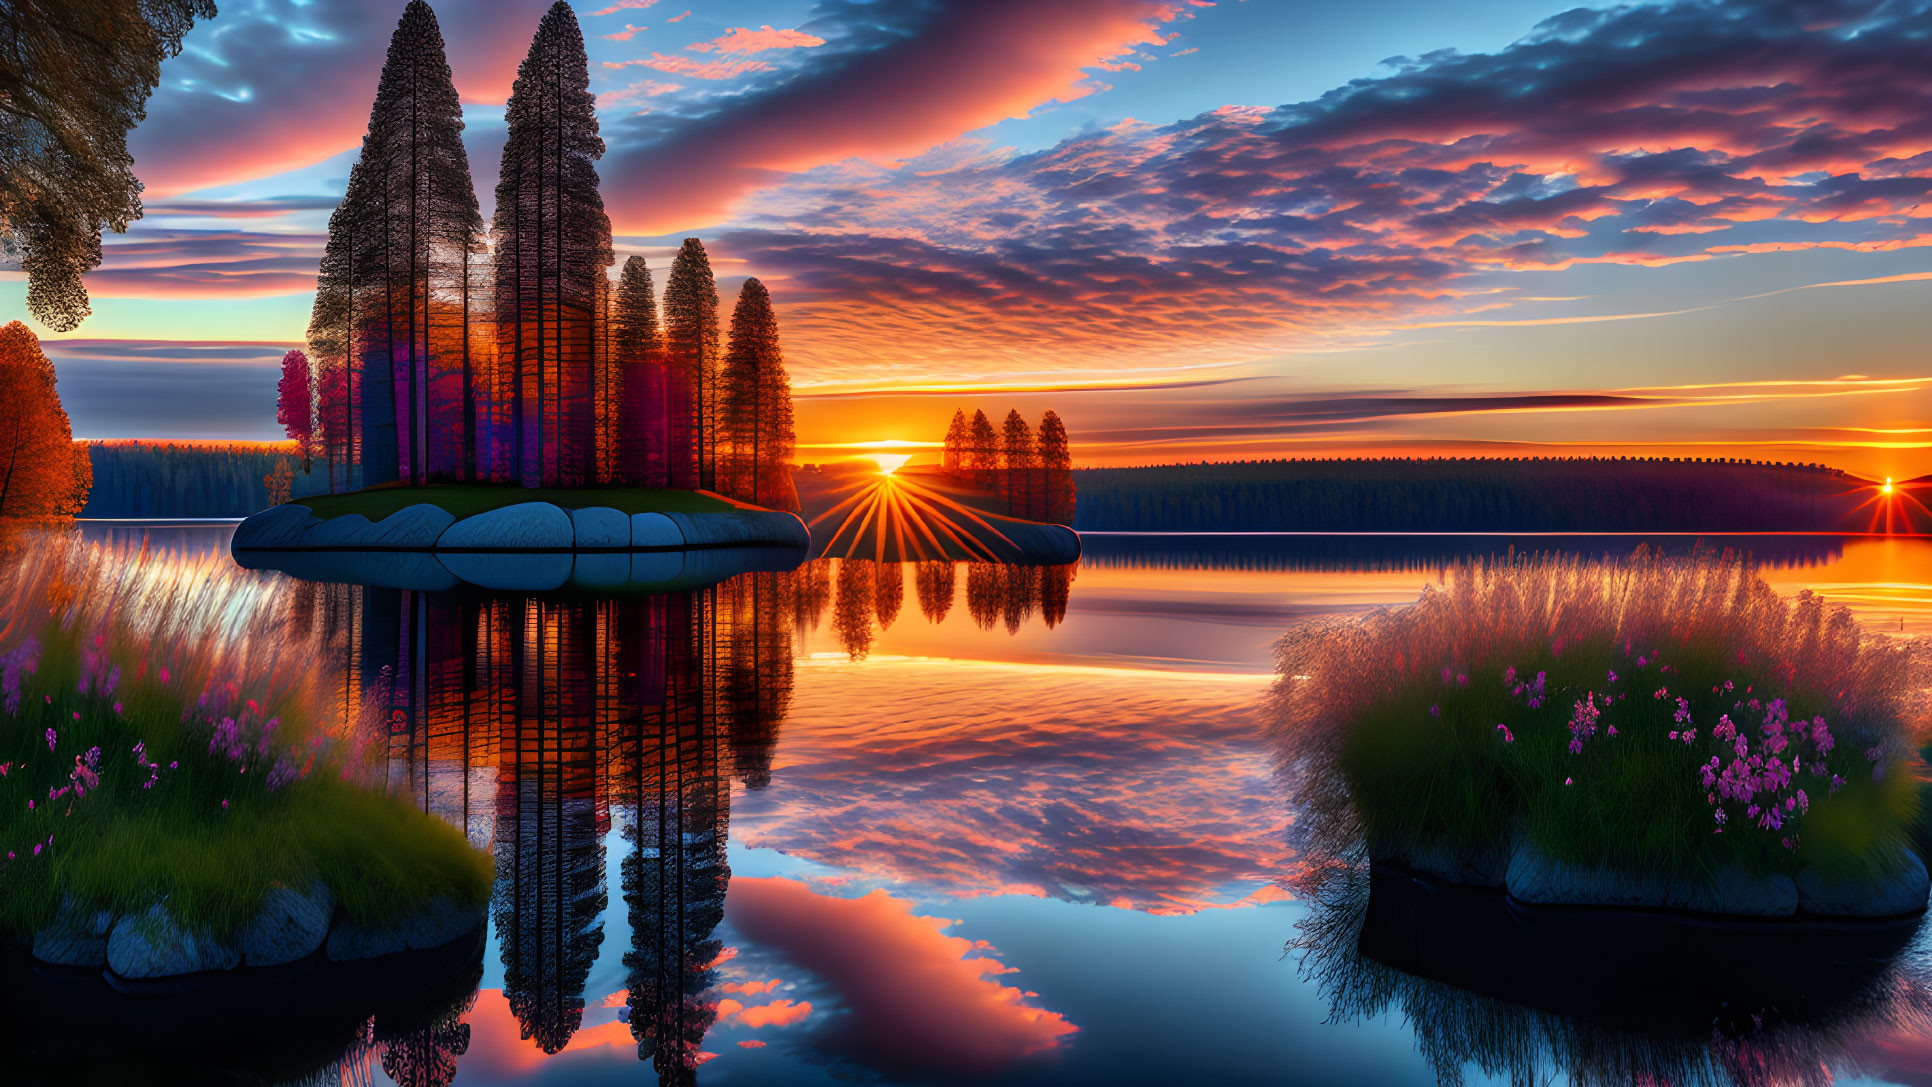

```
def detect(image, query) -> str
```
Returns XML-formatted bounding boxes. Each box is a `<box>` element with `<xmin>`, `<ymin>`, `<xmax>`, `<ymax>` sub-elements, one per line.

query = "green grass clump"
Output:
<box><xmin>296</xmin><ymin>483</ymin><xmax>737</xmax><ymax>521</ymax></box>
<box><xmin>0</xmin><ymin>537</ymin><xmax>492</xmax><ymax>940</ymax></box>
<box><xmin>1273</xmin><ymin>547</ymin><xmax>1929</xmax><ymax>888</ymax></box>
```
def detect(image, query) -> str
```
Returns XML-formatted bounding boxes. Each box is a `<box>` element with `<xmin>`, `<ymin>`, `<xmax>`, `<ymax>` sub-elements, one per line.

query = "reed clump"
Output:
<box><xmin>0</xmin><ymin>533</ymin><xmax>491</xmax><ymax>939</ymax></box>
<box><xmin>1272</xmin><ymin>547</ymin><xmax>1931</xmax><ymax>887</ymax></box>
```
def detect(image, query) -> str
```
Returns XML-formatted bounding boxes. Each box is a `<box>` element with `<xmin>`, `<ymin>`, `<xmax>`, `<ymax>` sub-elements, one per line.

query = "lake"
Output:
<box><xmin>27</xmin><ymin>525</ymin><xmax>1932</xmax><ymax>1085</ymax></box>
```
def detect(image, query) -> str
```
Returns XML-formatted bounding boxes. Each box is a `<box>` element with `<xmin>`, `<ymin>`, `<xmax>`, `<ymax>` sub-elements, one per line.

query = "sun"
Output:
<box><xmin>1883</xmin><ymin>476</ymin><xmax>1894</xmax><ymax>495</ymax></box>
<box><xmin>865</xmin><ymin>453</ymin><xmax>914</xmax><ymax>475</ymax></box>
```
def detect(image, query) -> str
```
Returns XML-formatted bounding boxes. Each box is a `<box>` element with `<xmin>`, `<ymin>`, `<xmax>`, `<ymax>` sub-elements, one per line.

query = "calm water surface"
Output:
<box><xmin>58</xmin><ymin>526</ymin><xmax>1932</xmax><ymax>1085</ymax></box>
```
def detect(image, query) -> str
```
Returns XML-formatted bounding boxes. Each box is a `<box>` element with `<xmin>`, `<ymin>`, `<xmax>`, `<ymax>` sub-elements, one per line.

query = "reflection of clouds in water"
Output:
<box><xmin>726</xmin><ymin>876</ymin><xmax>1076</xmax><ymax>1079</ymax></box>
<box><xmin>735</xmin><ymin>662</ymin><xmax>1288</xmax><ymax>914</ymax></box>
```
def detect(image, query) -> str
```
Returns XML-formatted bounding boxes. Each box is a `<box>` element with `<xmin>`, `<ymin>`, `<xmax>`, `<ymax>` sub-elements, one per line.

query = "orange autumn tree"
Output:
<box><xmin>0</xmin><ymin>321</ymin><xmax>90</xmax><ymax>517</ymax></box>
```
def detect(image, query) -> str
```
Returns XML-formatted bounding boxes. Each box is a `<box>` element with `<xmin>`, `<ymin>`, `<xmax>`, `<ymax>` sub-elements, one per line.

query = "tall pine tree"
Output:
<box><xmin>322</xmin><ymin>0</ymin><xmax>483</xmax><ymax>487</ymax></box>
<box><xmin>719</xmin><ymin>278</ymin><xmax>796</xmax><ymax>510</ymax></box>
<box><xmin>968</xmin><ymin>409</ymin><xmax>998</xmax><ymax>491</ymax></box>
<box><xmin>1000</xmin><ymin>409</ymin><xmax>1035</xmax><ymax>518</ymax></box>
<box><xmin>610</xmin><ymin>255</ymin><xmax>664</xmax><ymax>485</ymax></box>
<box><xmin>942</xmin><ymin>409</ymin><xmax>969</xmax><ymax>478</ymax></box>
<box><xmin>492</xmin><ymin>0</ymin><xmax>613</xmax><ymax>487</ymax></box>
<box><xmin>1037</xmin><ymin>409</ymin><xmax>1074</xmax><ymax>524</ymax></box>
<box><xmin>662</xmin><ymin>238</ymin><xmax>719</xmax><ymax>491</ymax></box>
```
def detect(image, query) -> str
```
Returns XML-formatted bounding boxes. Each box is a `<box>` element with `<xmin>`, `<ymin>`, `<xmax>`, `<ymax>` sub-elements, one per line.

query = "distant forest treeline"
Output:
<box><xmin>82</xmin><ymin>441</ymin><xmax>327</xmax><ymax>518</ymax></box>
<box><xmin>1072</xmin><ymin>458</ymin><xmax>1883</xmax><ymax>533</ymax></box>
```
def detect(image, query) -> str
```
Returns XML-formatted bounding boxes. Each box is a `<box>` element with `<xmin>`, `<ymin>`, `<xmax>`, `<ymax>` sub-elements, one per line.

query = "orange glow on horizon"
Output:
<box><xmin>867</xmin><ymin>452</ymin><xmax>914</xmax><ymax>475</ymax></box>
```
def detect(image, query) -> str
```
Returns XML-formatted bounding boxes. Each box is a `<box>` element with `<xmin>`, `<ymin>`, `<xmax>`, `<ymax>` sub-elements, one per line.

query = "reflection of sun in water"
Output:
<box><xmin>867</xmin><ymin>453</ymin><xmax>913</xmax><ymax>476</ymax></box>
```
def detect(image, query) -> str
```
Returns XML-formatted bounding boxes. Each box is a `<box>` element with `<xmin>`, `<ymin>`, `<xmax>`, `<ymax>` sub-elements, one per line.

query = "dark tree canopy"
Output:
<box><xmin>943</xmin><ymin>409</ymin><xmax>969</xmax><ymax>474</ymax></box>
<box><xmin>492</xmin><ymin>0</ymin><xmax>612</xmax><ymax>488</ymax></box>
<box><xmin>0</xmin><ymin>0</ymin><xmax>215</xmax><ymax>331</ymax></box>
<box><xmin>662</xmin><ymin>237</ymin><xmax>719</xmax><ymax>490</ymax></box>
<box><xmin>611</xmin><ymin>255</ymin><xmax>663</xmax><ymax>485</ymax></box>
<box><xmin>720</xmin><ymin>278</ymin><xmax>796</xmax><ymax>510</ymax></box>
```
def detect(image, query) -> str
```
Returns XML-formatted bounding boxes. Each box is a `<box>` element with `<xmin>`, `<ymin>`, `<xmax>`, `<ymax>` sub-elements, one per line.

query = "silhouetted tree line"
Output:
<box><xmin>940</xmin><ymin>407</ymin><xmax>1073</xmax><ymax>523</ymax></box>
<box><xmin>82</xmin><ymin>440</ymin><xmax>326</xmax><ymax>517</ymax></box>
<box><xmin>296</xmin><ymin>1</ymin><xmax>797</xmax><ymax>509</ymax></box>
<box><xmin>1072</xmin><ymin>457</ymin><xmax>1866</xmax><ymax>533</ymax></box>
<box><xmin>1078</xmin><ymin>532</ymin><xmax>1849</xmax><ymax>574</ymax></box>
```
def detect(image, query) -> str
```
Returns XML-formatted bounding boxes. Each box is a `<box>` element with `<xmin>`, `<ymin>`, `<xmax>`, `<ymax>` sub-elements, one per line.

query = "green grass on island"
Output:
<box><xmin>295</xmin><ymin>483</ymin><xmax>740</xmax><ymax>522</ymax></box>
<box><xmin>1272</xmin><ymin>547</ymin><xmax>1931</xmax><ymax>887</ymax></box>
<box><xmin>0</xmin><ymin>537</ymin><xmax>492</xmax><ymax>941</ymax></box>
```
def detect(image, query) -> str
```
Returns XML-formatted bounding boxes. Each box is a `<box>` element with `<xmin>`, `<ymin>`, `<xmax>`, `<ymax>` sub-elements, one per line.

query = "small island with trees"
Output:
<box><xmin>234</xmin><ymin>2</ymin><xmax>816</xmax><ymax>560</ymax></box>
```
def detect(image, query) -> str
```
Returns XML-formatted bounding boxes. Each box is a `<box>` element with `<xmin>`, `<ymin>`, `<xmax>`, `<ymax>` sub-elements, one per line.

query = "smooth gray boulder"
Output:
<box><xmin>32</xmin><ymin>898</ymin><xmax>114</xmax><ymax>967</ymax></box>
<box><xmin>107</xmin><ymin>904</ymin><xmax>240</xmax><ymax>979</ymax></box>
<box><xmin>301</xmin><ymin>513</ymin><xmax>377</xmax><ymax>547</ymax></box>
<box><xmin>236</xmin><ymin>882</ymin><xmax>334</xmax><ymax>966</ymax></box>
<box><xmin>570</xmin><ymin>506</ymin><xmax>631</xmax><ymax>548</ymax></box>
<box><xmin>1505</xmin><ymin>839</ymin><xmax>1669</xmax><ymax>908</ymax></box>
<box><xmin>1797</xmin><ymin>849</ymin><xmax>1930</xmax><ymax>917</ymax></box>
<box><xmin>356</xmin><ymin>503</ymin><xmax>455</xmax><ymax>547</ymax></box>
<box><xmin>327</xmin><ymin>897</ymin><xmax>485</xmax><ymax>961</ymax></box>
<box><xmin>631</xmin><ymin>511</ymin><xmax>684</xmax><ymax>548</ymax></box>
<box><xmin>997</xmin><ymin>520</ymin><xmax>1082</xmax><ymax>565</ymax></box>
<box><xmin>436</xmin><ymin>502</ymin><xmax>572</xmax><ymax>550</ymax></box>
<box><xmin>1665</xmin><ymin>865</ymin><xmax>1797</xmax><ymax>916</ymax></box>
<box><xmin>666</xmin><ymin>509</ymin><xmax>809</xmax><ymax>549</ymax></box>
<box><xmin>229</xmin><ymin>504</ymin><xmax>319</xmax><ymax>548</ymax></box>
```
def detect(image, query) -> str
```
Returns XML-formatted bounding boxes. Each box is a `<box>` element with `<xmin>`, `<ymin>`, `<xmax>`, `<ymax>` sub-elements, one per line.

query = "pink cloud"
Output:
<box><xmin>603</xmin><ymin>23</ymin><xmax>646</xmax><ymax>41</ymax></box>
<box><xmin>689</xmin><ymin>26</ymin><xmax>827</xmax><ymax>54</ymax></box>
<box><xmin>667</xmin><ymin>9</ymin><xmax>690</xmax><ymax>23</ymax></box>
<box><xmin>589</xmin><ymin>0</ymin><xmax>656</xmax><ymax>15</ymax></box>
<box><xmin>726</xmin><ymin>877</ymin><xmax>1078</xmax><ymax>1077</ymax></box>
<box><xmin>596</xmin><ymin>79</ymin><xmax>683</xmax><ymax>110</ymax></box>
<box><xmin>601</xmin><ymin>0</ymin><xmax>1188</xmax><ymax>232</ymax></box>
<box><xmin>625</xmin><ymin>52</ymin><xmax>777</xmax><ymax>79</ymax></box>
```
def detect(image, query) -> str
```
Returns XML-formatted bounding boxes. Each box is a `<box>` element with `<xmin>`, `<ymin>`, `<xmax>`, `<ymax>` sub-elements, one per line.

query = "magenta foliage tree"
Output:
<box><xmin>276</xmin><ymin>349</ymin><xmax>316</xmax><ymax>471</ymax></box>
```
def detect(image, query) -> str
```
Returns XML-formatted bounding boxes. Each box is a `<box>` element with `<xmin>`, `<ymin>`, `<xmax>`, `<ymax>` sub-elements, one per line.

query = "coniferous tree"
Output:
<box><xmin>663</xmin><ymin>238</ymin><xmax>719</xmax><ymax>490</ymax></box>
<box><xmin>308</xmin><ymin>163</ymin><xmax>364</xmax><ymax>492</ymax></box>
<box><xmin>0</xmin><ymin>321</ymin><xmax>88</xmax><ymax>516</ymax></box>
<box><xmin>719</xmin><ymin>278</ymin><xmax>796</xmax><ymax>510</ymax></box>
<box><xmin>351</xmin><ymin>0</ymin><xmax>484</xmax><ymax>485</ymax></box>
<box><xmin>0</xmin><ymin>0</ymin><xmax>215</xmax><ymax>331</ymax></box>
<box><xmin>492</xmin><ymin>0</ymin><xmax>612</xmax><ymax>487</ymax></box>
<box><xmin>968</xmin><ymin>409</ymin><xmax>997</xmax><ymax>491</ymax></box>
<box><xmin>942</xmin><ymin>409</ymin><xmax>968</xmax><ymax>479</ymax></box>
<box><xmin>1001</xmin><ymin>409</ymin><xmax>1035</xmax><ymax>518</ymax></box>
<box><xmin>1037</xmin><ymin>409</ymin><xmax>1073</xmax><ymax>524</ymax></box>
<box><xmin>610</xmin><ymin>256</ymin><xmax>662</xmax><ymax>485</ymax></box>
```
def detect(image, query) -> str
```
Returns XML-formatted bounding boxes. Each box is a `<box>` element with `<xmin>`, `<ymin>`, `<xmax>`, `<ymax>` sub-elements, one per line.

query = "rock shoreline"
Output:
<box><xmin>230</xmin><ymin>500</ymin><xmax>812</xmax><ymax>554</ymax></box>
<box><xmin>1374</xmin><ymin>835</ymin><xmax>1930</xmax><ymax>919</ymax></box>
<box><xmin>27</xmin><ymin>885</ymin><xmax>487</xmax><ymax>984</ymax></box>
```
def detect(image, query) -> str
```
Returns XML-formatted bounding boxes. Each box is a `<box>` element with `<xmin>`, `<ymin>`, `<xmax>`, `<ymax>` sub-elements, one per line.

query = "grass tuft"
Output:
<box><xmin>1272</xmin><ymin>546</ymin><xmax>1931</xmax><ymax>888</ymax></box>
<box><xmin>0</xmin><ymin>533</ymin><xmax>491</xmax><ymax>940</ymax></box>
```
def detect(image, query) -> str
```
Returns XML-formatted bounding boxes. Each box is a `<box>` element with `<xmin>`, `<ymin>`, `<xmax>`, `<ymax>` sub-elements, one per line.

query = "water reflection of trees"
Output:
<box><xmin>1295</xmin><ymin>866</ymin><xmax>1932</xmax><ymax>1087</ymax></box>
<box><xmin>303</xmin><ymin>570</ymin><xmax>801</xmax><ymax>1084</ymax></box>
<box><xmin>808</xmin><ymin>558</ymin><xmax>1076</xmax><ymax>659</ymax></box>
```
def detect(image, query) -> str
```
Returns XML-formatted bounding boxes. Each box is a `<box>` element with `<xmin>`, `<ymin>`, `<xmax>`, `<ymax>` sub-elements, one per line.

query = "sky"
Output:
<box><xmin>6</xmin><ymin>0</ymin><xmax>1932</xmax><ymax>478</ymax></box>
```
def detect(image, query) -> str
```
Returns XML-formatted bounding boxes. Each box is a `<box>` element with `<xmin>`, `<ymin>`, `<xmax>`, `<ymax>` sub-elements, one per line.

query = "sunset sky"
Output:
<box><xmin>7</xmin><ymin>0</ymin><xmax>1931</xmax><ymax>477</ymax></box>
